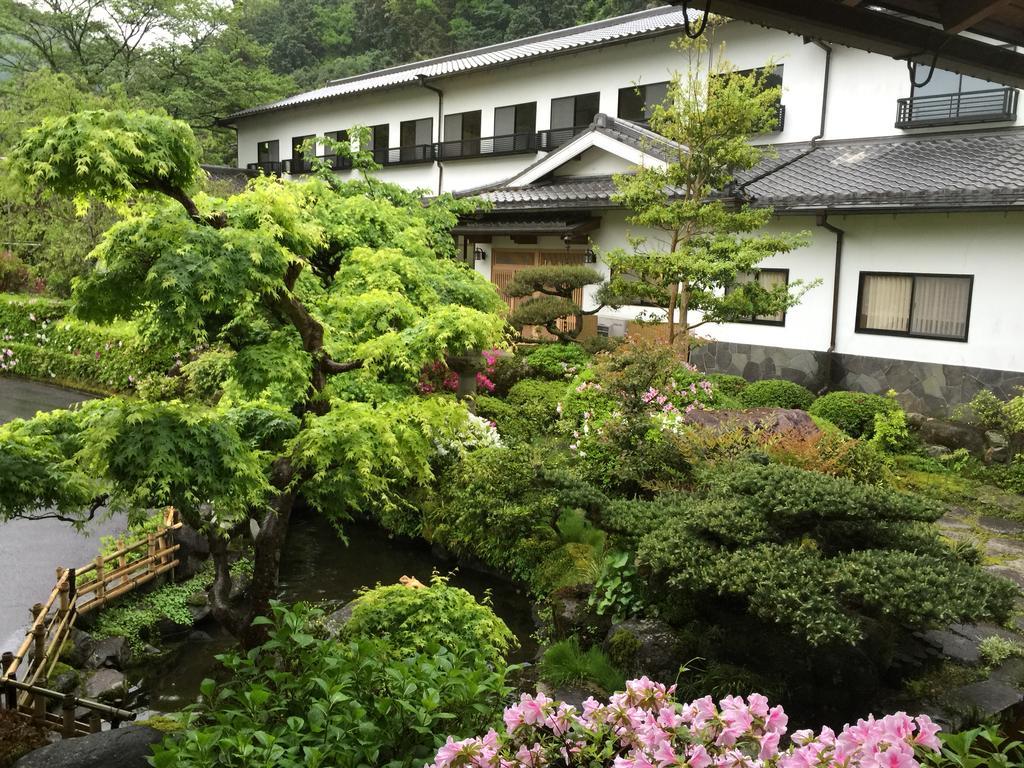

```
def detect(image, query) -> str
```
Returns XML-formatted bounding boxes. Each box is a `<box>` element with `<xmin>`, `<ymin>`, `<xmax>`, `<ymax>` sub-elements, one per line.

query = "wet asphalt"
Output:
<box><xmin>0</xmin><ymin>378</ymin><xmax>126</xmax><ymax>652</ymax></box>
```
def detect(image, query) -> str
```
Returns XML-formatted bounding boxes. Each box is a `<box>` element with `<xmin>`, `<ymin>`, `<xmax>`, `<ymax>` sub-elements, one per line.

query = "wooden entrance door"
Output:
<box><xmin>492</xmin><ymin>249</ymin><xmax>586</xmax><ymax>339</ymax></box>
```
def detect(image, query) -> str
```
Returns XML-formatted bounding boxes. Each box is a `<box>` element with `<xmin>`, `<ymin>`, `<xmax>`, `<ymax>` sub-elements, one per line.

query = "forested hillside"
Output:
<box><xmin>0</xmin><ymin>0</ymin><xmax>651</xmax><ymax>295</ymax></box>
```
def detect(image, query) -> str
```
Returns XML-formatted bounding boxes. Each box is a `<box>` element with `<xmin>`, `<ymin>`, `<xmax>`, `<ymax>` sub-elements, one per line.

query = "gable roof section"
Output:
<box><xmin>222</xmin><ymin>6</ymin><xmax>689</xmax><ymax>123</ymax></box>
<box><xmin>470</xmin><ymin>129</ymin><xmax>1024</xmax><ymax>213</ymax></box>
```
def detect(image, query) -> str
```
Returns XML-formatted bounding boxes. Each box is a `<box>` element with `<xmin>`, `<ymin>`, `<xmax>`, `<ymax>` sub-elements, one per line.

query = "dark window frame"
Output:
<box><xmin>726</xmin><ymin>268</ymin><xmax>790</xmax><ymax>327</ymax></box>
<box><xmin>854</xmin><ymin>271</ymin><xmax>974</xmax><ymax>343</ymax></box>
<box><xmin>617</xmin><ymin>81</ymin><xmax>670</xmax><ymax>123</ymax></box>
<box><xmin>256</xmin><ymin>139</ymin><xmax>279</xmax><ymax>163</ymax></box>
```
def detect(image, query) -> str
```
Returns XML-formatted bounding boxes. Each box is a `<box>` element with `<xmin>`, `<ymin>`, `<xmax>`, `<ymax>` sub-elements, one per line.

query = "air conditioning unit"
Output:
<box><xmin>596</xmin><ymin>317</ymin><xmax>627</xmax><ymax>338</ymax></box>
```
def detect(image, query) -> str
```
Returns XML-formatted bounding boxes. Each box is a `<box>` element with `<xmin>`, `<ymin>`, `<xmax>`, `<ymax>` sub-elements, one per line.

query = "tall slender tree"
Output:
<box><xmin>602</xmin><ymin>36</ymin><xmax>814</xmax><ymax>356</ymax></box>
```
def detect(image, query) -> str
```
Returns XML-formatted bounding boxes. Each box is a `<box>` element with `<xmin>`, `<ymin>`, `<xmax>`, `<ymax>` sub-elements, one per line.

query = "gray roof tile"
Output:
<box><xmin>223</xmin><ymin>6</ymin><xmax>689</xmax><ymax>122</ymax></box>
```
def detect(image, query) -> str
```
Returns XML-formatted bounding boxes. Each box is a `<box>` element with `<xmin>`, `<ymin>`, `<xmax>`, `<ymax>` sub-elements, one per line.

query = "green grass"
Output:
<box><xmin>539</xmin><ymin>637</ymin><xmax>626</xmax><ymax>695</ymax></box>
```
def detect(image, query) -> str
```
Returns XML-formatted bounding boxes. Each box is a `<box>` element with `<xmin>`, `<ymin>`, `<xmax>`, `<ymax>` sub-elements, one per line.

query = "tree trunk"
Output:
<box><xmin>667</xmin><ymin>282</ymin><xmax>679</xmax><ymax>346</ymax></box>
<box><xmin>677</xmin><ymin>284</ymin><xmax>691</xmax><ymax>360</ymax></box>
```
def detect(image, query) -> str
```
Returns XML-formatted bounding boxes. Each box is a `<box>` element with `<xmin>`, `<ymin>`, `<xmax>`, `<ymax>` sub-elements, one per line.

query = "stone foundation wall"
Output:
<box><xmin>691</xmin><ymin>341</ymin><xmax>1024</xmax><ymax>415</ymax></box>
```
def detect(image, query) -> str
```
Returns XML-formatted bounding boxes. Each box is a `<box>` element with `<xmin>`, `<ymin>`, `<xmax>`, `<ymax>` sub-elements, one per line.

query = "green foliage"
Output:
<box><xmin>424</xmin><ymin>446</ymin><xmax>605</xmax><ymax>591</ymax></box>
<box><xmin>93</xmin><ymin>567</ymin><xmax>213</xmax><ymax>652</ymax></box>
<box><xmin>151</xmin><ymin>601</ymin><xmax>513</xmax><ymax>768</ymax></box>
<box><xmin>706</xmin><ymin>373</ymin><xmax>748</xmax><ymax>397</ymax></box>
<box><xmin>634</xmin><ymin>462</ymin><xmax>1016</xmax><ymax>646</ymax></box>
<box><xmin>978</xmin><ymin>635</ymin><xmax>1024</xmax><ymax>668</ymax></box>
<box><xmin>488</xmin><ymin>379</ymin><xmax>567</xmax><ymax>442</ymax></box>
<box><xmin>506</xmin><ymin>265</ymin><xmax>604</xmax><ymax>298</ymax></box>
<box><xmin>539</xmin><ymin>637</ymin><xmax>625</xmax><ymax>696</ymax></box>
<box><xmin>526</xmin><ymin>344</ymin><xmax>591</xmax><ymax>380</ymax></box>
<box><xmin>922</xmin><ymin>726</ymin><xmax>1024</xmax><ymax>768</ymax></box>
<box><xmin>489</xmin><ymin>353</ymin><xmax>532</xmax><ymax>396</ymax></box>
<box><xmin>961</xmin><ymin>387</ymin><xmax>1024</xmax><ymax>438</ymax></box>
<box><xmin>341</xmin><ymin>574</ymin><xmax>516</xmax><ymax>666</ymax></box>
<box><xmin>870</xmin><ymin>408</ymin><xmax>913</xmax><ymax>454</ymax></box>
<box><xmin>737</xmin><ymin>378</ymin><xmax>816</xmax><ymax>410</ymax></box>
<box><xmin>589</xmin><ymin>550</ymin><xmax>646</xmax><ymax>622</ymax></box>
<box><xmin>602</xmin><ymin>39</ymin><xmax>811</xmax><ymax>353</ymax></box>
<box><xmin>808</xmin><ymin>390</ymin><xmax>898</xmax><ymax>438</ymax></box>
<box><xmin>507</xmin><ymin>266</ymin><xmax>605</xmax><ymax>342</ymax></box>
<box><xmin>0</xmin><ymin>293</ymin><xmax>176</xmax><ymax>392</ymax></box>
<box><xmin>0</xmin><ymin>710</ymin><xmax>48</xmax><ymax>768</ymax></box>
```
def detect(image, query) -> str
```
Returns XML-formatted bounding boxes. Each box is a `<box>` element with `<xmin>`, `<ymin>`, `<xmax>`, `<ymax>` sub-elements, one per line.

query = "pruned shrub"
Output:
<box><xmin>706</xmin><ymin>373</ymin><xmax>748</xmax><ymax>397</ymax></box>
<box><xmin>808</xmin><ymin>390</ymin><xmax>898</xmax><ymax>437</ymax></box>
<box><xmin>738</xmin><ymin>378</ymin><xmax>815</xmax><ymax>410</ymax></box>
<box><xmin>526</xmin><ymin>343</ymin><xmax>591</xmax><ymax>380</ymax></box>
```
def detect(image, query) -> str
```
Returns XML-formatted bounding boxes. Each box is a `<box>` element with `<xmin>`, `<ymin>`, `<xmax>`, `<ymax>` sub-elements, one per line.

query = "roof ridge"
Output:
<box><xmin>324</xmin><ymin>6</ymin><xmax>680</xmax><ymax>88</ymax></box>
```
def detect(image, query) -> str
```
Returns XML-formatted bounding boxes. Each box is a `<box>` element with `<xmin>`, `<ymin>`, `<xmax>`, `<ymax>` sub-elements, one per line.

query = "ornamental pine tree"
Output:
<box><xmin>0</xmin><ymin>109</ymin><xmax>507</xmax><ymax>646</ymax></box>
<box><xmin>602</xmin><ymin>37</ymin><xmax>815</xmax><ymax>356</ymax></box>
<box><xmin>506</xmin><ymin>264</ymin><xmax>605</xmax><ymax>342</ymax></box>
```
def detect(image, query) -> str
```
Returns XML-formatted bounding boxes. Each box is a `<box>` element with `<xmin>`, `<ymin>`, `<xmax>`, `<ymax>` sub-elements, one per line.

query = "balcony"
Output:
<box><xmin>284</xmin><ymin>155</ymin><xmax>354</xmax><ymax>174</ymax></box>
<box><xmin>437</xmin><ymin>132</ymin><xmax>540</xmax><ymax>160</ymax></box>
<box><xmin>245</xmin><ymin>161</ymin><xmax>284</xmax><ymax>175</ymax></box>
<box><xmin>896</xmin><ymin>87</ymin><xmax>1019</xmax><ymax>128</ymax></box>
<box><xmin>538</xmin><ymin>125</ymin><xmax>591</xmax><ymax>151</ymax></box>
<box><xmin>377</xmin><ymin>143</ymin><xmax>438</xmax><ymax>165</ymax></box>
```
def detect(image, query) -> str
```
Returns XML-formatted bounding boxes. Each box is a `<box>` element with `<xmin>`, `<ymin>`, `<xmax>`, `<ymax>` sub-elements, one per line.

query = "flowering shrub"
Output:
<box><xmin>418</xmin><ymin>350</ymin><xmax>500</xmax><ymax>395</ymax></box>
<box><xmin>0</xmin><ymin>293</ymin><xmax>175</xmax><ymax>391</ymax></box>
<box><xmin>427</xmin><ymin>677</ymin><xmax>941</xmax><ymax>768</ymax></box>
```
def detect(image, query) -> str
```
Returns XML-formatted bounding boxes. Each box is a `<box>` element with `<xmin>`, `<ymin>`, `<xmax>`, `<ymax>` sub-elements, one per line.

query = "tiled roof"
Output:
<box><xmin>743</xmin><ymin>131</ymin><xmax>1024</xmax><ymax>210</ymax></box>
<box><xmin>473</xmin><ymin>130</ymin><xmax>1024</xmax><ymax>212</ymax></box>
<box><xmin>223</xmin><ymin>6</ymin><xmax>689</xmax><ymax>122</ymax></box>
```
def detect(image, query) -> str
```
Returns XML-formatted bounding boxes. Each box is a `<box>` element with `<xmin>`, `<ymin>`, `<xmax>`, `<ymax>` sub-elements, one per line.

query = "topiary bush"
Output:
<box><xmin>808</xmin><ymin>390</ymin><xmax>898</xmax><ymax>437</ymax></box>
<box><xmin>738</xmin><ymin>378</ymin><xmax>816</xmax><ymax>410</ymax></box>
<box><xmin>526</xmin><ymin>344</ymin><xmax>591</xmax><ymax>380</ymax></box>
<box><xmin>634</xmin><ymin>461</ymin><xmax>1016</xmax><ymax>647</ymax></box>
<box><xmin>342</xmin><ymin>574</ymin><xmax>517</xmax><ymax>667</ymax></box>
<box><xmin>706</xmin><ymin>373</ymin><xmax>748</xmax><ymax>397</ymax></box>
<box><xmin>504</xmin><ymin>379</ymin><xmax>568</xmax><ymax>440</ymax></box>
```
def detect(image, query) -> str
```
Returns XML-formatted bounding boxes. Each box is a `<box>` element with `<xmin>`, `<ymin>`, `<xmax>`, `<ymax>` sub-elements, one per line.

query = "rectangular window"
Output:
<box><xmin>366</xmin><ymin>124</ymin><xmax>390</xmax><ymax>164</ymax></box>
<box><xmin>727</xmin><ymin>269</ymin><xmax>789</xmax><ymax>325</ymax></box>
<box><xmin>856</xmin><ymin>272</ymin><xmax>972</xmax><ymax>341</ymax></box>
<box><xmin>443</xmin><ymin>110</ymin><xmax>482</xmax><ymax>158</ymax></box>
<box><xmin>290</xmin><ymin>134</ymin><xmax>313</xmax><ymax>173</ymax></box>
<box><xmin>324</xmin><ymin>130</ymin><xmax>349</xmax><ymax>169</ymax></box>
<box><xmin>617</xmin><ymin>81</ymin><xmax>669</xmax><ymax>123</ymax></box>
<box><xmin>547</xmin><ymin>92</ymin><xmax>600</xmax><ymax>149</ymax></box>
<box><xmin>400</xmin><ymin>117</ymin><xmax>433</xmax><ymax>162</ymax></box>
<box><xmin>256</xmin><ymin>140</ymin><xmax>279</xmax><ymax>163</ymax></box>
<box><xmin>494</xmin><ymin>102</ymin><xmax>537</xmax><ymax>152</ymax></box>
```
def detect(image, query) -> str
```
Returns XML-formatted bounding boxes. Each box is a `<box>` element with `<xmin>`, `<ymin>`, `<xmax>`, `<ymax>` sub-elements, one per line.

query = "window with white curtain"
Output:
<box><xmin>857</xmin><ymin>272</ymin><xmax>972</xmax><ymax>341</ymax></box>
<box><xmin>727</xmin><ymin>269</ymin><xmax>790</xmax><ymax>325</ymax></box>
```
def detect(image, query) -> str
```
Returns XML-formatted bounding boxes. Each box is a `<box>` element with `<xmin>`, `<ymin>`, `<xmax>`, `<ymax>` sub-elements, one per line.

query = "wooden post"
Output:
<box><xmin>33</xmin><ymin>685</ymin><xmax>45</xmax><ymax>724</ymax></box>
<box><xmin>117</xmin><ymin>537</ymin><xmax>127</xmax><ymax>571</ymax></box>
<box><xmin>62</xmin><ymin>692</ymin><xmax>76</xmax><ymax>737</ymax></box>
<box><xmin>56</xmin><ymin>568</ymin><xmax>69</xmax><ymax>623</ymax></box>
<box><xmin>1</xmin><ymin>651</ymin><xmax>16</xmax><ymax>710</ymax></box>
<box><xmin>89</xmin><ymin>711</ymin><xmax>101</xmax><ymax>733</ymax></box>
<box><xmin>31</xmin><ymin>605</ymin><xmax>45</xmax><ymax>672</ymax></box>
<box><xmin>94</xmin><ymin>556</ymin><xmax>106</xmax><ymax>605</ymax></box>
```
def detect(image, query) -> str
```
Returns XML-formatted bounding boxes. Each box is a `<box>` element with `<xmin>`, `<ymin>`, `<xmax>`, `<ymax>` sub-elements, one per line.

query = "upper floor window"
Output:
<box><xmin>323</xmin><ymin>130</ymin><xmax>350</xmax><ymax>170</ymax></box>
<box><xmin>618</xmin><ymin>81</ymin><xmax>668</xmax><ymax>123</ymax></box>
<box><xmin>400</xmin><ymin>117</ymin><xmax>434</xmax><ymax>163</ymax></box>
<box><xmin>257</xmin><ymin>140</ymin><xmax>279</xmax><ymax>163</ymax></box>
<box><xmin>726</xmin><ymin>269</ymin><xmax>789</xmax><ymax>325</ymax></box>
<box><xmin>544</xmin><ymin>92</ymin><xmax>600</xmax><ymax>149</ymax></box>
<box><xmin>366</xmin><ymin>124</ymin><xmax>390</xmax><ymax>164</ymax></box>
<box><xmin>494</xmin><ymin>102</ymin><xmax>537</xmax><ymax>153</ymax></box>
<box><xmin>856</xmin><ymin>272</ymin><xmax>972</xmax><ymax>342</ymax></box>
<box><xmin>289</xmin><ymin>134</ymin><xmax>313</xmax><ymax>173</ymax></box>
<box><xmin>443</xmin><ymin>110</ymin><xmax>482</xmax><ymax>158</ymax></box>
<box><xmin>897</xmin><ymin>67</ymin><xmax>1018</xmax><ymax>128</ymax></box>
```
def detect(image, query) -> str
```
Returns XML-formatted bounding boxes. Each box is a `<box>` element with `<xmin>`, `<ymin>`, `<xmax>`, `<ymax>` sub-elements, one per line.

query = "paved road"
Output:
<box><xmin>0</xmin><ymin>378</ymin><xmax>126</xmax><ymax>653</ymax></box>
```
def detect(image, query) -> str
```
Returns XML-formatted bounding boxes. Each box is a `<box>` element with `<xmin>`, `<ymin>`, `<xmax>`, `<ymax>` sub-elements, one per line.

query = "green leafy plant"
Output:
<box><xmin>737</xmin><ymin>379</ymin><xmax>816</xmax><ymax>410</ymax></box>
<box><xmin>808</xmin><ymin>391</ymin><xmax>898</xmax><ymax>438</ymax></box>
<box><xmin>151</xmin><ymin>601</ymin><xmax>513</xmax><ymax>768</ymax></box>
<box><xmin>539</xmin><ymin>636</ymin><xmax>626</xmax><ymax>696</ymax></box>
<box><xmin>341</xmin><ymin>574</ymin><xmax>517</xmax><ymax>666</ymax></box>
<box><xmin>871</xmin><ymin>408</ymin><xmax>913</xmax><ymax>454</ymax></box>
<box><xmin>921</xmin><ymin>726</ymin><xmax>1024</xmax><ymax>768</ymax></box>
<box><xmin>589</xmin><ymin>550</ymin><xmax>646</xmax><ymax>622</ymax></box>
<box><xmin>526</xmin><ymin>343</ymin><xmax>591</xmax><ymax>380</ymax></box>
<box><xmin>506</xmin><ymin>266</ymin><xmax>606</xmax><ymax>343</ymax></box>
<box><xmin>978</xmin><ymin>635</ymin><xmax>1024</xmax><ymax>668</ymax></box>
<box><xmin>706</xmin><ymin>373</ymin><xmax>748</xmax><ymax>397</ymax></box>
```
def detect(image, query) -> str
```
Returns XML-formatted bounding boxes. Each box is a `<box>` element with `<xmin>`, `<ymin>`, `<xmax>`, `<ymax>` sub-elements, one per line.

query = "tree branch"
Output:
<box><xmin>137</xmin><ymin>178</ymin><xmax>227</xmax><ymax>229</ymax></box>
<box><xmin>14</xmin><ymin>495</ymin><xmax>108</xmax><ymax>524</ymax></box>
<box><xmin>322</xmin><ymin>357</ymin><xmax>364</xmax><ymax>374</ymax></box>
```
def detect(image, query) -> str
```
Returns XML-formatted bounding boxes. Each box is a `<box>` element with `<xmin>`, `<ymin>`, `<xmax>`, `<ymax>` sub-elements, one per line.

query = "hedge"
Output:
<box><xmin>0</xmin><ymin>293</ymin><xmax>176</xmax><ymax>393</ymax></box>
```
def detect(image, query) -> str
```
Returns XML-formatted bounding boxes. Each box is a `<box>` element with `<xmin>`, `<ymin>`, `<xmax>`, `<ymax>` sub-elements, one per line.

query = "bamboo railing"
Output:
<box><xmin>0</xmin><ymin>507</ymin><xmax>182</xmax><ymax>736</ymax></box>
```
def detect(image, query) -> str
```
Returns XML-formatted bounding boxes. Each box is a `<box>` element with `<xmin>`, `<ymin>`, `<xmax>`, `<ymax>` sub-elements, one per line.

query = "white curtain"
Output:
<box><xmin>910</xmin><ymin>276</ymin><xmax>971</xmax><ymax>339</ymax></box>
<box><xmin>860</xmin><ymin>275</ymin><xmax>912</xmax><ymax>332</ymax></box>
<box><xmin>756</xmin><ymin>270</ymin><xmax>787</xmax><ymax>322</ymax></box>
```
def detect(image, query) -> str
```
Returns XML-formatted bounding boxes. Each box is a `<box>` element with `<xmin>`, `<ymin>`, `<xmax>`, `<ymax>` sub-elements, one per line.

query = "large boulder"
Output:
<box><xmin>682</xmin><ymin>408</ymin><xmax>820</xmax><ymax>441</ymax></box>
<box><xmin>14</xmin><ymin>725</ymin><xmax>163</xmax><ymax>768</ymax></box>
<box><xmin>323</xmin><ymin>600</ymin><xmax>358</xmax><ymax>638</ymax></box>
<box><xmin>604</xmin><ymin>619</ymin><xmax>686</xmax><ymax>683</ymax></box>
<box><xmin>83</xmin><ymin>668</ymin><xmax>127</xmax><ymax>702</ymax></box>
<box><xmin>914</xmin><ymin>417</ymin><xmax>986</xmax><ymax>456</ymax></box>
<box><xmin>63</xmin><ymin>628</ymin><xmax>96</xmax><ymax>668</ymax></box>
<box><xmin>172</xmin><ymin>524</ymin><xmax>210</xmax><ymax>580</ymax></box>
<box><xmin>88</xmin><ymin>637</ymin><xmax>130</xmax><ymax>670</ymax></box>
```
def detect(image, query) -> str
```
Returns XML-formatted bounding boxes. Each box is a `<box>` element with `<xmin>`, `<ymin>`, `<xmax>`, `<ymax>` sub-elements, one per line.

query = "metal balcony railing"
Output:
<box><xmin>537</xmin><ymin>125</ymin><xmax>591</xmax><ymax>151</ymax></box>
<box><xmin>284</xmin><ymin>155</ymin><xmax>354</xmax><ymax>174</ymax></box>
<box><xmin>438</xmin><ymin>132</ymin><xmax>540</xmax><ymax>160</ymax></box>
<box><xmin>379</xmin><ymin>143</ymin><xmax>438</xmax><ymax>165</ymax></box>
<box><xmin>896</xmin><ymin>87</ymin><xmax>1019</xmax><ymax>128</ymax></box>
<box><xmin>246</xmin><ymin>160</ymin><xmax>284</xmax><ymax>175</ymax></box>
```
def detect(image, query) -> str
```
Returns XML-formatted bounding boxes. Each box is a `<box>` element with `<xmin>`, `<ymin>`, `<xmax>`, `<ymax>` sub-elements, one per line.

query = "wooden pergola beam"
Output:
<box><xmin>941</xmin><ymin>0</ymin><xmax>1014</xmax><ymax>35</ymax></box>
<box><xmin>711</xmin><ymin>0</ymin><xmax>1024</xmax><ymax>88</ymax></box>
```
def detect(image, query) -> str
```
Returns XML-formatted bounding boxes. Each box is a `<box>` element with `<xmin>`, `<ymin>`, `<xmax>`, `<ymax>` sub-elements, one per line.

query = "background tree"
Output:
<box><xmin>602</xmin><ymin>37</ymin><xmax>813</xmax><ymax>357</ymax></box>
<box><xmin>0</xmin><ymin>109</ymin><xmax>507</xmax><ymax>646</ymax></box>
<box><xmin>506</xmin><ymin>265</ymin><xmax>605</xmax><ymax>343</ymax></box>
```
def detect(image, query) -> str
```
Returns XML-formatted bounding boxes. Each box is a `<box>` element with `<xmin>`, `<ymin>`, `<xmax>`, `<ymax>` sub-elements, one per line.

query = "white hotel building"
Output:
<box><xmin>221</xmin><ymin>6</ymin><xmax>1024</xmax><ymax>412</ymax></box>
